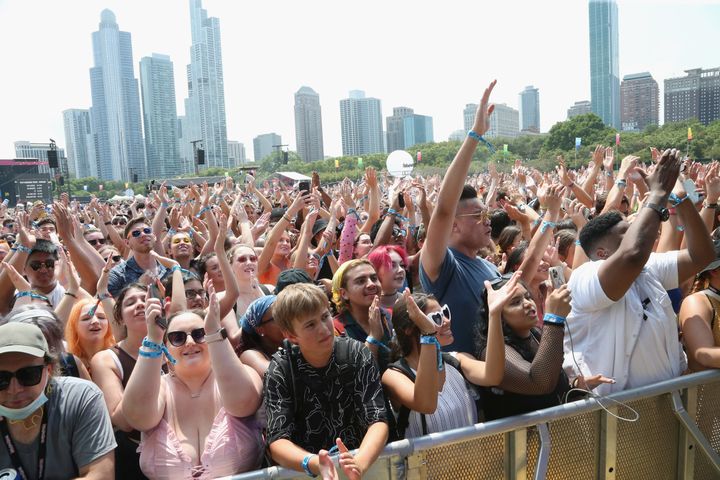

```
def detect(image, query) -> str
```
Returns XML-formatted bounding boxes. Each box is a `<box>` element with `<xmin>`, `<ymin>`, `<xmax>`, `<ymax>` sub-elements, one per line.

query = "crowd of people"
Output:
<box><xmin>1</xmin><ymin>79</ymin><xmax>719</xmax><ymax>479</ymax></box>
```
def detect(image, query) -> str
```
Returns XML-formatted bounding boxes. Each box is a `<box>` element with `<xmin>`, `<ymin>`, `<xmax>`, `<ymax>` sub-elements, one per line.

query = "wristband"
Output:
<box><xmin>540</xmin><ymin>220</ymin><xmax>557</xmax><ymax>234</ymax></box>
<box><xmin>366</xmin><ymin>335</ymin><xmax>390</xmax><ymax>352</ymax></box>
<box><xmin>543</xmin><ymin>313</ymin><xmax>566</xmax><ymax>325</ymax></box>
<box><xmin>14</xmin><ymin>244</ymin><xmax>32</xmax><ymax>254</ymax></box>
<box><xmin>170</xmin><ymin>265</ymin><xmax>182</xmax><ymax>274</ymax></box>
<box><xmin>676</xmin><ymin>225</ymin><xmax>685</xmax><ymax>232</ymax></box>
<box><xmin>615</xmin><ymin>179</ymin><xmax>626</xmax><ymax>188</ymax></box>
<box><xmin>467</xmin><ymin>130</ymin><xmax>496</xmax><ymax>153</ymax></box>
<box><xmin>282</xmin><ymin>215</ymin><xmax>292</xmax><ymax>223</ymax></box>
<box><xmin>104</xmin><ymin>221</ymin><xmax>112</xmax><ymax>226</ymax></box>
<box><xmin>64</xmin><ymin>291</ymin><xmax>78</xmax><ymax>299</ymax></box>
<box><xmin>302</xmin><ymin>454</ymin><xmax>317</xmax><ymax>477</ymax></box>
<box><xmin>15</xmin><ymin>291</ymin><xmax>49</xmax><ymax>302</ymax></box>
<box><xmin>195</xmin><ymin>206</ymin><xmax>211</xmax><ymax>218</ymax></box>
<box><xmin>167</xmin><ymin>228</ymin><xmax>177</xmax><ymax>237</ymax></box>
<box><xmin>668</xmin><ymin>193</ymin><xmax>687</xmax><ymax>208</ymax></box>
<box><xmin>138</xmin><ymin>348</ymin><xmax>163</xmax><ymax>359</ymax></box>
<box><xmin>386</xmin><ymin>209</ymin><xmax>409</xmax><ymax>222</ymax></box>
<box><xmin>161</xmin><ymin>202</ymin><xmax>169</xmax><ymax>208</ymax></box>
<box><xmin>97</xmin><ymin>292</ymin><xmax>113</xmax><ymax>301</ymax></box>
<box><xmin>604</xmin><ymin>171</ymin><xmax>613</xmax><ymax>177</ymax></box>
<box><xmin>575</xmin><ymin>239</ymin><xmax>581</xmax><ymax>246</ymax></box>
<box><xmin>141</xmin><ymin>337</ymin><xmax>177</xmax><ymax>364</ymax></box>
<box><xmin>420</xmin><ymin>335</ymin><xmax>444</xmax><ymax>371</ymax></box>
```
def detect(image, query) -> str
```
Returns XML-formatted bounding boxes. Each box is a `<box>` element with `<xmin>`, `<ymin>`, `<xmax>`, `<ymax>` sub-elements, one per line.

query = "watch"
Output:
<box><xmin>205</xmin><ymin>327</ymin><xmax>228</xmax><ymax>344</ymax></box>
<box><xmin>644</xmin><ymin>203</ymin><xmax>670</xmax><ymax>222</ymax></box>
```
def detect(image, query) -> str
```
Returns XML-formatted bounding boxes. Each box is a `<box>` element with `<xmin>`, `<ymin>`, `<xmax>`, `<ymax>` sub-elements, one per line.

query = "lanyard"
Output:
<box><xmin>0</xmin><ymin>406</ymin><xmax>48</xmax><ymax>480</ymax></box>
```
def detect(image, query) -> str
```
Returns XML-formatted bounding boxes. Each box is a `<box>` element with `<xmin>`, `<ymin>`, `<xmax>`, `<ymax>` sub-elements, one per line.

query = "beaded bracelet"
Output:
<box><xmin>420</xmin><ymin>335</ymin><xmax>444</xmax><ymax>371</ymax></box>
<box><xmin>366</xmin><ymin>335</ymin><xmax>390</xmax><ymax>352</ymax></box>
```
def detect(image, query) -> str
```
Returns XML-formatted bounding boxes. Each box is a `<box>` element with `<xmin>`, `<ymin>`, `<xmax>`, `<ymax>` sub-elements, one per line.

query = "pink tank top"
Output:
<box><xmin>138</xmin><ymin>376</ymin><xmax>263</xmax><ymax>479</ymax></box>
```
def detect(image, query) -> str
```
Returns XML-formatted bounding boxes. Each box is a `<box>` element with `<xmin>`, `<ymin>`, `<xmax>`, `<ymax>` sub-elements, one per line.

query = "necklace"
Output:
<box><xmin>8</xmin><ymin>407</ymin><xmax>43</xmax><ymax>431</ymax></box>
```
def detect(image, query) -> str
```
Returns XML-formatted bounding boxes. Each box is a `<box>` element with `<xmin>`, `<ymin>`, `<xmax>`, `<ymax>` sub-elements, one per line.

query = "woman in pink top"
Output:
<box><xmin>123</xmin><ymin>281</ymin><xmax>264</xmax><ymax>479</ymax></box>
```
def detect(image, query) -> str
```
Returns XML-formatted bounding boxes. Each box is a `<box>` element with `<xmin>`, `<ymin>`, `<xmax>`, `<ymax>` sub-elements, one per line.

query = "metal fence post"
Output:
<box><xmin>505</xmin><ymin>428</ymin><xmax>527</xmax><ymax>480</ymax></box>
<box><xmin>598</xmin><ymin>407</ymin><xmax>617</xmax><ymax>480</ymax></box>
<box><xmin>676</xmin><ymin>387</ymin><xmax>697</xmax><ymax>480</ymax></box>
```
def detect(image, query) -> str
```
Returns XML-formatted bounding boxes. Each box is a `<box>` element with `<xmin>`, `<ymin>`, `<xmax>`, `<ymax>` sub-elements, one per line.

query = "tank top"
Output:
<box><xmin>702</xmin><ymin>290</ymin><xmax>720</xmax><ymax>347</ymax></box>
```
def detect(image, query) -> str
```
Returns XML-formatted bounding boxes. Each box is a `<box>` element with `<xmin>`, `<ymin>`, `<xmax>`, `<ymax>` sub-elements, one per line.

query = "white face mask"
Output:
<box><xmin>0</xmin><ymin>376</ymin><xmax>49</xmax><ymax>421</ymax></box>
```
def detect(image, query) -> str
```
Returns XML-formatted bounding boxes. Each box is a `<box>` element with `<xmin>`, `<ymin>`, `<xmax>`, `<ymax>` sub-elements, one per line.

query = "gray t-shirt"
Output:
<box><xmin>0</xmin><ymin>377</ymin><xmax>116</xmax><ymax>480</ymax></box>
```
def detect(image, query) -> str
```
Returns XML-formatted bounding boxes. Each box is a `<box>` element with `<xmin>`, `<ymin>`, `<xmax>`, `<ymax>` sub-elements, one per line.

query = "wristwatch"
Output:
<box><xmin>205</xmin><ymin>327</ymin><xmax>228</xmax><ymax>344</ymax></box>
<box><xmin>644</xmin><ymin>203</ymin><xmax>670</xmax><ymax>222</ymax></box>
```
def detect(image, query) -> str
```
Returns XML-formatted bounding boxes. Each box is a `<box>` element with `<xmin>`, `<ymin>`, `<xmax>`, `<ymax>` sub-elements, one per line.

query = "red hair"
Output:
<box><xmin>368</xmin><ymin>245</ymin><xmax>408</xmax><ymax>274</ymax></box>
<box><xmin>65</xmin><ymin>299</ymin><xmax>115</xmax><ymax>365</ymax></box>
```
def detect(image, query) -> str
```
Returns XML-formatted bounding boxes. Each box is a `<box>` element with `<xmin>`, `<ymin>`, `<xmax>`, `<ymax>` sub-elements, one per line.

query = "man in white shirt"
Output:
<box><xmin>564</xmin><ymin>149</ymin><xmax>714</xmax><ymax>395</ymax></box>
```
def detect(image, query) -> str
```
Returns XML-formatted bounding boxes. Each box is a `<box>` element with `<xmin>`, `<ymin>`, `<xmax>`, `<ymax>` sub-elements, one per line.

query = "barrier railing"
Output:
<box><xmin>227</xmin><ymin>370</ymin><xmax>720</xmax><ymax>479</ymax></box>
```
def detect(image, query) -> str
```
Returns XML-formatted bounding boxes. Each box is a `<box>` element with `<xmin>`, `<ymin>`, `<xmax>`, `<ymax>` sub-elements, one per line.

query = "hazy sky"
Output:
<box><xmin>1</xmin><ymin>0</ymin><xmax>719</xmax><ymax>161</ymax></box>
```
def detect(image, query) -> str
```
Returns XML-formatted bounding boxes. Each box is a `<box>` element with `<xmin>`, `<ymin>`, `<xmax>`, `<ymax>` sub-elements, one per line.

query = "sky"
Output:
<box><xmin>1</xmin><ymin>0</ymin><xmax>719</xmax><ymax>161</ymax></box>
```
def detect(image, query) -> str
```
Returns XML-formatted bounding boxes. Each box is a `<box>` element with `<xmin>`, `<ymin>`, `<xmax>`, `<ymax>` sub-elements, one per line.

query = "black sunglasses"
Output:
<box><xmin>29</xmin><ymin>260</ymin><xmax>55</xmax><ymax>271</ymax></box>
<box><xmin>0</xmin><ymin>365</ymin><xmax>45</xmax><ymax>391</ymax></box>
<box><xmin>88</xmin><ymin>238</ymin><xmax>107</xmax><ymax>246</ymax></box>
<box><xmin>167</xmin><ymin>327</ymin><xmax>206</xmax><ymax>347</ymax></box>
<box><xmin>112</xmin><ymin>218</ymin><xmax>128</xmax><ymax>226</ymax></box>
<box><xmin>129</xmin><ymin>227</ymin><xmax>152</xmax><ymax>238</ymax></box>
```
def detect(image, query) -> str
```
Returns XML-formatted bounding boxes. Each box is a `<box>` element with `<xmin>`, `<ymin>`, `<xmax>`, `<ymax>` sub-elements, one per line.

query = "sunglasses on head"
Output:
<box><xmin>235</xmin><ymin>254</ymin><xmax>257</xmax><ymax>263</ymax></box>
<box><xmin>184</xmin><ymin>288</ymin><xmax>207</xmax><ymax>300</ymax></box>
<box><xmin>489</xmin><ymin>272</ymin><xmax>515</xmax><ymax>289</ymax></box>
<box><xmin>425</xmin><ymin>304</ymin><xmax>451</xmax><ymax>326</ymax></box>
<box><xmin>129</xmin><ymin>227</ymin><xmax>152</xmax><ymax>238</ymax></box>
<box><xmin>172</xmin><ymin>237</ymin><xmax>192</xmax><ymax>245</ymax></box>
<box><xmin>88</xmin><ymin>238</ymin><xmax>106</xmax><ymax>246</ymax></box>
<box><xmin>29</xmin><ymin>260</ymin><xmax>55</xmax><ymax>271</ymax></box>
<box><xmin>0</xmin><ymin>365</ymin><xmax>45</xmax><ymax>391</ymax></box>
<box><xmin>167</xmin><ymin>327</ymin><xmax>206</xmax><ymax>347</ymax></box>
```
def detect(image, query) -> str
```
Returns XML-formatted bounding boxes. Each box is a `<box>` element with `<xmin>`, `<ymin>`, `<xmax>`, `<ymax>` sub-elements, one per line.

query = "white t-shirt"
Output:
<box><xmin>563</xmin><ymin>251</ymin><xmax>686</xmax><ymax>395</ymax></box>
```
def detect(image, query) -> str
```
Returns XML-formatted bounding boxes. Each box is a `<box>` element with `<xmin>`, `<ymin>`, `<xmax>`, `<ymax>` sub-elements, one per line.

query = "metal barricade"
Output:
<box><xmin>227</xmin><ymin>370</ymin><xmax>720</xmax><ymax>480</ymax></box>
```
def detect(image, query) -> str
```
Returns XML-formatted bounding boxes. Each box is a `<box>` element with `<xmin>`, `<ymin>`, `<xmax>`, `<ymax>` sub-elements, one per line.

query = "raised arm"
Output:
<box><xmin>420</xmin><ymin>80</ymin><xmax>496</xmax><ymax>282</ymax></box>
<box><xmin>674</xmin><ymin>182</ymin><xmax>714</xmax><ymax>282</ymax></box>
<box><xmin>213</xmin><ymin>213</ymin><xmax>240</xmax><ymax>321</ymax></box>
<box><xmin>257</xmin><ymin>193</ymin><xmax>309</xmax><ymax>277</ymax></box>
<box><xmin>601</xmin><ymin>155</ymin><xmax>638</xmax><ymax>214</ymax></box>
<box><xmin>518</xmin><ymin>185</ymin><xmax>561</xmax><ymax>286</ymax></box>
<box><xmin>359</xmin><ymin>168</ymin><xmax>381</xmax><ymax>234</ymax></box>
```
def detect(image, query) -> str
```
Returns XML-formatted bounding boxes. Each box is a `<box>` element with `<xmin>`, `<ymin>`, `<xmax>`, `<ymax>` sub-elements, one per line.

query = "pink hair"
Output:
<box><xmin>367</xmin><ymin>245</ymin><xmax>408</xmax><ymax>274</ymax></box>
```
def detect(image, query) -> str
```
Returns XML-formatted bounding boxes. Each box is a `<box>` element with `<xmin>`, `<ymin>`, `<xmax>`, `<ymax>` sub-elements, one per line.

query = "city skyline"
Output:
<box><xmin>1</xmin><ymin>0</ymin><xmax>719</xmax><ymax>163</ymax></box>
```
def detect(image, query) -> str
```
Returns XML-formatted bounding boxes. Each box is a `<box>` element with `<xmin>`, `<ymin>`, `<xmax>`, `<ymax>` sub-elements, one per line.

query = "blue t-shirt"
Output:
<box><xmin>420</xmin><ymin>247</ymin><xmax>500</xmax><ymax>354</ymax></box>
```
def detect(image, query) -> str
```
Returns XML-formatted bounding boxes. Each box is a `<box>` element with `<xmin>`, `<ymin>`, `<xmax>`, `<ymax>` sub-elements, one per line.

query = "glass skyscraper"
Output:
<box><xmin>140</xmin><ymin>54</ymin><xmax>181</xmax><ymax>178</ymax></box>
<box><xmin>340</xmin><ymin>91</ymin><xmax>384</xmax><ymax>156</ymax></box>
<box><xmin>185</xmin><ymin>0</ymin><xmax>229</xmax><ymax>169</ymax></box>
<box><xmin>519</xmin><ymin>86</ymin><xmax>541</xmax><ymax>133</ymax></box>
<box><xmin>294</xmin><ymin>87</ymin><xmax>325</xmax><ymax>163</ymax></box>
<box><xmin>589</xmin><ymin>0</ymin><xmax>620</xmax><ymax>129</ymax></box>
<box><xmin>89</xmin><ymin>9</ymin><xmax>146</xmax><ymax>181</ymax></box>
<box><xmin>62</xmin><ymin>109</ymin><xmax>97</xmax><ymax>179</ymax></box>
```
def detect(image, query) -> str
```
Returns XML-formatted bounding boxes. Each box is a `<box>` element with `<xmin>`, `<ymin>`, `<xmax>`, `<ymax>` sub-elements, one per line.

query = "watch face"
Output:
<box><xmin>660</xmin><ymin>208</ymin><xmax>670</xmax><ymax>222</ymax></box>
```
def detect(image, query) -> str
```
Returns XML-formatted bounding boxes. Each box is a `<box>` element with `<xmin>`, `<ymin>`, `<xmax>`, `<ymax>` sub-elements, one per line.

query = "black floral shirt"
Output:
<box><xmin>264</xmin><ymin>337</ymin><xmax>387</xmax><ymax>453</ymax></box>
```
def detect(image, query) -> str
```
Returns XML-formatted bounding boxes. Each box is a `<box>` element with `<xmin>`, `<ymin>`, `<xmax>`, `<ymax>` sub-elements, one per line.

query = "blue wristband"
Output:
<box><xmin>467</xmin><ymin>130</ymin><xmax>496</xmax><ymax>153</ymax></box>
<box><xmin>171</xmin><ymin>265</ymin><xmax>182</xmax><ymax>274</ymax></box>
<box><xmin>138</xmin><ymin>348</ymin><xmax>163</xmax><ymax>359</ymax></box>
<box><xmin>195</xmin><ymin>206</ymin><xmax>211</xmax><ymax>218</ymax></box>
<box><xmin>540</xmin><ymin>220</ymin><xmax>557</xmax><ymax>234</ymax></box>
<box><xmin>167</xmin><ymin>228</ymin><xmax>177</xmax><ymax>237</ymax></box>
<box><xmin>141</xmin><ymin>337</ymin><xmax>177</xmax><ymax>364</ymax></box>
<box><xmin>14</xmin><ymin>244</ymin><xmax>32</xmax><ymax>254</ymax></box>
<box><xmin>420</xmin><ymin>335</ymin><xmax>444</xmax><ymax>371</ymax></box>
<box><xmin>543</xmin><ymin>313</ymin><xmax>566</xmax><ymax>325</ymax></box>
<box><xmin>301</xmin><ymin>454</ymin><xmax>317</xmax><ymax>477</ymax></box>
<box><xmin>366</xmin><ymin>335</ymin><xmax>390</xmax><ymax>352</ymax></box>
<box><xmin>668</xmin><ymin>193</ymin><xmax>687</xmax><ymax>208</ymax></box>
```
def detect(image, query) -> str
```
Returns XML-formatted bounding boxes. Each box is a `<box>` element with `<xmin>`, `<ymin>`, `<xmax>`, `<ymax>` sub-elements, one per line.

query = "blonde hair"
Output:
<box><xmin>331</xmin><ymin>259</ymin><xmax>373</xmax><ymax>313</ymax></box>
<box><xmin>274</xmin><ymin>283</ymin><xmax>328</xmax><ymax>334</ymax></box>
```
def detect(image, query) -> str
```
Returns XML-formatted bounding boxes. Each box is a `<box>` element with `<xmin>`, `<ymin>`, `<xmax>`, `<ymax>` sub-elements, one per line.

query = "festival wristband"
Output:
<box><xmin>302</xmin><ymin>454</ymin><xmax>317</xmax><ymax>477</ymax></box>
<box><xmin>366</xmin><ymin>335</ymin><xmax>390</xmax><ymax>352</ymax></box>
<box><xmin>543</xmin><ymin>313</ymin><xmax>566</xmax><ymax>326</ymax></box>
<box><xmin>420</xmin><ymin>335</ymin><xmax>444</xmax><ymax>371</ymax></box>
<box><xmin>540</xmin><ymin>220</ymin><xmax>557</xmax><ymax>234</ymax></box>
<box><xmin>467</xmin><ymin>130</ymin><xmax>496</xmax><ymax>153</ymax></box>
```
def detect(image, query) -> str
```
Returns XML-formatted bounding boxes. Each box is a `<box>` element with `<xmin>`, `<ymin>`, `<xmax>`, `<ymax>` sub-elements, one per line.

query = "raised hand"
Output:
<box><xmin>592</xmin><ymin>145</ymin><xmax>605</xmax><ymax>169</ymax></box>
<box><xmin>402</xmin><ymin>288</ymin><xmax>437</xmax><ymax>335</ymax></box>
<box><xmin>368</xmin><ymin>295</ymin><xmax>384</xmax><ymax>339</ymax></box>
<box><xmin>1</xmin><ymin>261</ymin><xmax>31</xmax><ymax>292</ymax></box>
<box><xmin>545</xmin><ymin>284</ymin><xmax>572</xmax><ymax>318</ymax></box>
<box><xmin>336</xmin><ymin>438</ymin><xmax>361</xmax><ymax>480</ymax></box>
<box><xmin>646</xmin><ymin>149</ymin><xmax>682</xmax><ymax>198</ymax></box>
<box><xmin>484</xmin><ymin>270</ymin><xmax>522</xmax><ymax>316</ymax></box>
<box><xmin>144</xmin><ymin>285</ymin><xmax>165</xmax><ymax>342</ymax></box>
<box><xmin>472</xmin><ymin>80</ymin><xmax>497</xmax><ymax>136</ymax></box>
<box><xmin>97</xmin><ymin>255</ymin><xmax>114</xmax><ymax>296</ymax></box>
<box><xmin>204</xmin><ymin>280</ymin><xmax>221</xmax><ymax>333</ymax></box>
<box><xmin>603</xmin><ymin>147</ymin><xmax>614</xmax><ymax>171</ymax></box>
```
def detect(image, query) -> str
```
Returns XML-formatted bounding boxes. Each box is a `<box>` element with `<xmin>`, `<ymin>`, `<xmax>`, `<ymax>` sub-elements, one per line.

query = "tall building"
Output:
<box><xmin>589</xmin><ymin>0</ymin><xmax>620</xmax><ymax>129</ymax></box>
<box><xmin>386</xmin><ymin>107</ymin><xmax>414</xmax><ymax>152</ymax></box>
<box><xmin>403</xmin><ymin>114</ymin><xmax>434</xmax><ymax>148</ymax></box>
<box><xmin>227</xmin><ymin>141</ymin><xmax>246</xmax><ymax>166</ymax></box>
<box><xmin>89</xmin><ymin>9</ymin><xmax>146</xmax><ymax>182</ymax></box>
<box><xmin>665</xmin><ymin>67</ymin><xmax>720</xmax><ymax>125</ymax></box>
<box><xmin>340</xmin><ymin>90</ymin><xmax>384</xmax><ymax>156</ymax></box>
<box><xmin>486</xmin><ymin>104</ymin><xmax>519</xmax><ymax>138</ymax></box>
<box><xmin>140</xmin><ymin>54</ymin><xmax>180</xmax><ymax>179</ymax></box>
<box><xmin>14</xmin><ymin>142</ymin><xmax>68</xmax><ymax>178</ymax></box>
<box><xmin>519</xmin><ymin>86</ymin><xmax>540</xmax><ymax>133</ymax></box>
<box><xmin>62</xmin><ymin>109</ymin><xmax>97</xmax><ymax>179</ymax></box>
<box><xmin>176</xmin><ymin>116</ymin><xmax>195</xmax><ymax>175</ymax></box>
<box><xmin>253</xmin><ymin>133</ymin><xmax>281</xmax><ymax>162</ymax></box>
<box><xmin>620</xmin><ymin>72</ymin><xmax>659</xmax><ymax>132</ymax></box>
<box><xmin>463</xmin><ymin>104</ymin><xmax>478</xmax><ymax>132</ymax></box>
<box><xmin>294</xmin><ymin>86</ymin><xmax>324</xmax><ymax>162</ymax></box>
<box><xmin>449</xmin><ymin>130</ymin><xmax>465</xmax><ymax>142</ymax></box>
<box><xmin>184</xmin><ymin>0</ymin><xmax>229</xmax><ymax>169</ymax></box>
<box><xmin>567</xmin><ymin>100</ymin><xmax>593</xmax><ymax>119</ymax></box>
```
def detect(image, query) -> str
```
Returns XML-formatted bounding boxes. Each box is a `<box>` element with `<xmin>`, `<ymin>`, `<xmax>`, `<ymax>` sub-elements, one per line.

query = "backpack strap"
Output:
<box><xmin>387</xmin><ymin>357</ymin><xmax>430</xmax><ymax>437</ymax></box>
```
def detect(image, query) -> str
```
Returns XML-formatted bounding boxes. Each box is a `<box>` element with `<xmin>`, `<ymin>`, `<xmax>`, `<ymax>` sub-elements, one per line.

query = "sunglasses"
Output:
<box><xmin>0</xmin><ymin>365</ymin><xmax>45</xmax><ymax>391</ymax></box>
<box><xmin>172</xmin><ymin>237</ymin><xmax>192</xmax><ymax>245</ymax></box>
<box><xmin>456</xmin><ymin>210</ymin><xmax>490</xmax><ymax>223</ymax></box>
<box><xmin>235</xmin><ymin>254</ymin><xmax>258</xmax><ymax>263</ymax></box>
<box><xmin>88</xmin><ymin>238</ymin><xmax>106</xmax><ymax>246</ymax></box>
<box><xmin>184</xmin><ymin>288</ymin><xmax>207</xmax><ymax>300</ymax></box>
<box><xmin>129</xmin><ymin>227</ymin><xmax>152</xmax><ymax>238</ymax></box>
<box><xmin>167</xmin><ymin>327</ymin><xmax>206</xmax><ymax>347</ymax></box>
<box><xmin>29</xmin><ymin>260</ymin><xmax>55</xmax><ymax>271</ymax></box>
<box><xmin>425</xmin><ymin>304</ymin><xmax>451</xmax><ymax>326</ymax></box>
<box><xmin>104</xmin><ymin>254</ymin><xmax>123</xmax><ymax>263</ymax></box>
<box><xmin>112</xmin><ymin>218</ymin><xmax>128</xmax><ymax>226</ymax></box>
<box><xmin>392</xmin><ymin>227</ymin><xmax>406</xmax><ymax>238</ymax></box>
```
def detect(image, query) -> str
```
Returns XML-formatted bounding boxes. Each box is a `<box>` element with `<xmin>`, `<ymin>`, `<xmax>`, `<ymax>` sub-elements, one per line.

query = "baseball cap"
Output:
<box><xmin>701</xmin><ymin>240</ymin><xmax>720</xmax><ymax>274</ymax></box>
<box><xmin>0</xmin><ymin>323</ymin><xmax>49</xmax><ymax>357</ymax></box>
<box><xmin>274</xmin><ymin>268</ymin><xmax>313</xmax><ymax>295</ymax></box>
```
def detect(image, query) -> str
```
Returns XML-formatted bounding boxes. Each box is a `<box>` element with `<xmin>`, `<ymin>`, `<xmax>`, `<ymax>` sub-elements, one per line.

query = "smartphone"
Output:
<box><xmin>299</xmin><ymin>181</ymin><xmax>310</xmax><ymax>194</ymax></box>
<box><xmin>398</xmin><ymin>193</ymin><xmax>405</xmax><ymax>209</ymax></box>
<box><xmin>2</xmin><ymin>199</ymin><xmax>8</xmax><ymax>206</ymax></box>
<box><xmin>149</xmin><ymin>280</ymin><xmax>168</xmax><ymax>330</ymax></box>
<box><xmin>683</xmin><ymin>179</ymin><xmax>700</xmax><ymax>204</ymax></box>
<box><xmin>548</xmin><ymin>266</ymin><xmax>566</xmax><ymax>289</ymax></box>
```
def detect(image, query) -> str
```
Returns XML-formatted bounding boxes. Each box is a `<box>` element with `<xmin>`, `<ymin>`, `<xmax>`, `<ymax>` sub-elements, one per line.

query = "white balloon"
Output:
<box><xmin>386</xmin><ymin>150</ymin><xmax>414</xmax><ymax>177</ymax></box>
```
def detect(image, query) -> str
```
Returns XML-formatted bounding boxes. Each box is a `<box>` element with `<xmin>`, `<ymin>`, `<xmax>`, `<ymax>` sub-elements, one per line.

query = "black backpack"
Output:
<box><xmin>387</xmin><ymin>353</ymin><xmax>482</xmax><ymax>438</ymax></box>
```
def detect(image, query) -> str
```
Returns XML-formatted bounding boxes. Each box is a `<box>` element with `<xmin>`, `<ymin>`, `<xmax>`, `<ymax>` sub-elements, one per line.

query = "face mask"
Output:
<box><xmin>0</xmin><ymin>378</ymin><xmax>49</xmax><ymax>421</ymax></box>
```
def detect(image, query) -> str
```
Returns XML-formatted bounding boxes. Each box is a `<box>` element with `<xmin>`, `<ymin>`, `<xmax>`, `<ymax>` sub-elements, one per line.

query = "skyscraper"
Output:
<box><xmin>140</xmin><ymin>54</ymin><xmax>180</xmax><ymax>179</ymax></box>
<box><xmin>620</xmin><ymin>72</ymin><xmax>659</xmax><ymax>131</ymax></box>
<box><xmin>176</xmin><ymin>116</ymin><xmax>195</xmax><ymax>175</ymax></box>
<box><xmin>90</xmin><ymin>10</ymin><xmax>145</xmax><ymax>182</ymax></box>
<box><xmin>340</xmin><ymin>91</ymin><xmax>384</xmax><ymax>156</ymax></box>
<box><xmin>62</xmin><ymin>109</ymin><xmax>97</xmax><ymax>179</ymax></box>
<box><xmin>403</xmin><ymin>114</ymin><xmax>434</xmax><ymax>148</ymax></box>
<box><xmin>589</xmin><ymin>0</ymin><xmax>620</xmax><ymax>129</ymax></box>
<box><xmin>294</xmin><ymin>87</ymin><xmax>324</xmax><ymax>162</ymax></box>
<box><xmin>386</xmin><ymin>107</ymin><xmax>414</xmax><ymax>152</ymax></box>
<box><xmin>486</xmin><ymin>104</ymin><xmax>519</xmax><ymax>138</ymax></box>
<box><xmin>227</xmin><ymin>141</ymin><xmax>246</xmax><ymax>166</ymax></box>
<box><xmin>567</xmin><ymin>101</ymin><xmax>593</xmax><ymax>119</ymax></box>
<box><xmin>253</xmin><ymin>133</ymin><xmax>281</xmax><ymax>162</ymax></box>
<box><xmin>665</xmin><ymin>67</ymin><xmax>720</xmax><ymax>126</ymax></box>
<box><xmin>463</xmin><ymin>104</ymin><xmax>478</xmax><ymax>132</ymax></box>
<box><xmin>15</xmin><ymin>142</ymin><xmax>68</xmax><ymax>178</ymax></box>
<box><xmin>185</xmin><ymin>0</ymin><xmax>229</xmax><ymax>169</ymax></box>
<box><xmin>519</xmin><ymin>86</ymin><xmax>540</xmax><ymax>133</ymax></box>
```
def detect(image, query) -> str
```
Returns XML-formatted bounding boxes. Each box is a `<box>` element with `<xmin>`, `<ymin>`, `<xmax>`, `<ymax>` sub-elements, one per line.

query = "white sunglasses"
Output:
<box><xmin>425</xmin><ymin>304</ymin><xmax>451</xmax><ymax>326</ymax></box>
